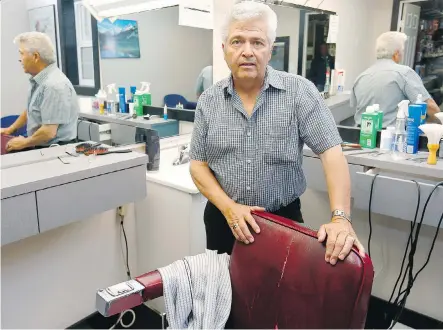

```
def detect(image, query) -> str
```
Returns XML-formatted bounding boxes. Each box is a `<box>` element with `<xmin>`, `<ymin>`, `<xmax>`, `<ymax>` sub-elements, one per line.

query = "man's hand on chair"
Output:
<box><xmin>317</xmin><ymin>218</ymin><xmax>365</xmax><ymax>265</ymax></box>
<box><xmin>223</xmin><ymin>203</ymin><xmax>265</xmax><ymax>245</ymax></box>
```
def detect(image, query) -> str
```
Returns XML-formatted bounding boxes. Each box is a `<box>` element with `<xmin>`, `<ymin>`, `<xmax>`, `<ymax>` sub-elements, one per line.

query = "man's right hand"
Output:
<box><xmin>222</xmin><ymin>203</ymin><xmax>265</xmax><ymax>245</ymax></box>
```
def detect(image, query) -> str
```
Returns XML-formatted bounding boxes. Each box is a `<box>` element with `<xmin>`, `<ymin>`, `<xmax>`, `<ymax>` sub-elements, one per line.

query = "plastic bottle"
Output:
<box><xmin>106</xmin><ymin>84</ymin><xmax>117</xmax><ymax>115</ymax></box>
<box><xmin>324</xmin><ymin>68</ymin><xmax>330</xmax><ymax>93</ymax></box>
<box><xmin>359</xmin><ymin>106</ymin><xmax>378</xmax><ymax>149</ymax></box>
<box><xmin>118</xmin><ymin>87</ymin><xmax>126</xmax><ymax>113</ymax></box>
<box><xmin>373</xmin><ymin>104</ymin><xmax>383</xmax><ymax>130</ymax></box>
<box><xmin>95</xmin><ymin>89</ymin><xmax>107</xmax><ymax>114</ymax></box>
<box><xmin>163</xmin><ymin>104</ymin><xmax>168</xmax><ymax>120</ymax></box>
<box><xmin>406</xmin><ymin>104</ymin><xmax>422</xmax><ymax>154</ymax></box>
<box><xmin>140</xmin><ymin>82</ymin><xmax>152</xmax><ymax>106</ymax></box>
<box><xmin>415</xmin><ymin>94</ymin><xmax>428</xmax><ymax>128</ymax></box>
<box><xmin>392</xmin><ymin>100</ymin><xmax>409</xmax><ymax>160</ymax></box>
<box><xmin>380</xmin><ymin>127</ymin><xmax>394</xmax><ymax>152</ymax></box>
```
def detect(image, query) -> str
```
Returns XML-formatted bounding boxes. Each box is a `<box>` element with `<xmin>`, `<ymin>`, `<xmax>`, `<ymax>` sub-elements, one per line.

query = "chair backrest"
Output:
<box><xmin>163</xmin><ymin>94</ymin><xmax>188</xmax><ymax>108</ymax></box>
<box><xmin>1</xmin><ymin>115</ymin><xmax>27</xmax><ymax>136</ymax></box>
<box><xmin>230</xmin><ymin>211</ymin><xmax>374</xmax><ymax>329</ymax></box>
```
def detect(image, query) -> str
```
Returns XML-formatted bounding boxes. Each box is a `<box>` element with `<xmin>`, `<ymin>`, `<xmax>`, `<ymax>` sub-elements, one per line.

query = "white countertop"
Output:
<box><xmin>303</xmin><ymin>146</ymin><xmax>443</xmax><ymax>179</ymax></box>
<box><xmin>1</xmin><ymin>145</ymin><xmax>149</xmax><ymax>199</ymax></box>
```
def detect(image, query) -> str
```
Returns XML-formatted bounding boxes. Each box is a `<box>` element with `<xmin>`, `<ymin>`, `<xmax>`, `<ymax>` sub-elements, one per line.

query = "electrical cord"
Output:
<box><xmin>109</xmin><ymin>309</ymin><xmax>136</xmax><ymax>330</ymax></box>
<box><xmin>120</xmin><ymin>213</ymin><xmax>131</xmax><ymax>279</ymax></box>
<box><xmin>108</xmin><ymin>212</ymin><xmax>135</xmax><ymax>330</ymax></box>
<box><xmin>388</xmin><ymin>181</ymin><xmax>443</xmax><ymax>329</ymax></box>
<box><xmin>367</xmin><ymin>173</ymin><xmax>379</xmax><ymax>257</ymax></box>
<box><xmin>368</xmin><ymin>175</ymin><xmax>443</xmax><ymax>328</ymax></box>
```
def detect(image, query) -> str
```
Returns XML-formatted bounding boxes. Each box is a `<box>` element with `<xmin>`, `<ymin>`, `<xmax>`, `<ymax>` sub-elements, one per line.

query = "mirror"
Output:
<box><xmin>98</xmin><ymin>6</ymin><xmax>212</xmax><ymax>110</ymax></box>
<box><xmin>266</xmin><ymin>3</ymin><xmax>337</xmax><ymax>91</ymax></box>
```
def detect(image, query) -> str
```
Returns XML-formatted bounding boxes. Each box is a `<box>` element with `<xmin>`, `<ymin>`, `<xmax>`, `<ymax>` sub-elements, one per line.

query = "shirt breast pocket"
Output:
<box><xmin>207</xmin><ymin>125</ymin><xmax>244</xmax><ymax>161</ymax></box>
<box><xmin>264</xmin><ymin>126</ymin><xmax>298</xmax><ymax>164</ymax></box>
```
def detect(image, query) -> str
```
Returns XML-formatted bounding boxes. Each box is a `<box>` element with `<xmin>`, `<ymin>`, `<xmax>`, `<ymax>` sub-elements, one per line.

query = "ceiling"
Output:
<box><xmin>417</xmin><ymin>0</ymin><xmax>443</xmax><ymax>19</ymax></box>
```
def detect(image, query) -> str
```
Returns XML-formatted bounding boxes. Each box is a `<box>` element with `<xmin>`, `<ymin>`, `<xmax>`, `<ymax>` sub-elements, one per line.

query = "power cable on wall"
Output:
<box><xmin>109</xmin><ymin>207</ymin><xmax>135</xmax><ymax>329</ymax></box>
<box><xmin>368</xmin><ymin>177</ymin><xmax>443</xmax><ymax>328</ymax></box>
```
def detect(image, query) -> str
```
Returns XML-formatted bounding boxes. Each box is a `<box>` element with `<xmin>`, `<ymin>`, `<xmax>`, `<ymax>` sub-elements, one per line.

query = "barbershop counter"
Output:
<box><xmin>1</xmin><ymin>144</ymin><xmax>149</xmax><ymax>245</ymax></box>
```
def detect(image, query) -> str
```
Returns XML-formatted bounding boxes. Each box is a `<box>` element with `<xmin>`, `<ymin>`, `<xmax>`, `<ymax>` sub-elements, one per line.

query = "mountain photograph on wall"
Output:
<box><xmin>98</xmin><ymin>19</ymin><xmax>141</xmax><ymax>59</ymax></box>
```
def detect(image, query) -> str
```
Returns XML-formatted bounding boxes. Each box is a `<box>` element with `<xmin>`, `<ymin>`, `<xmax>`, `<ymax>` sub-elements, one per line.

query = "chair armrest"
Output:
<box><xmin>96</xmin><ymin>270</ymin><xmax>164</xmax><ymax>317</ymax></box>
<box><xmin>135</xmin><ymin>270</ymin><xmax>163</xmax><ymax>301</ymax></box>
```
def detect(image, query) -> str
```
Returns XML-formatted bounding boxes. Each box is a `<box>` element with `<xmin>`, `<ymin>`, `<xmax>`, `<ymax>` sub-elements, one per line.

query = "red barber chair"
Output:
<box><xmin>97</xmin><ymin>212</ymin><xmax>374</xmax><ymax>329</ymax></box>
<box><xmin>1</xmin><ymin>135</ymin><xmax>14</xmax><ymax>155</ymax></box>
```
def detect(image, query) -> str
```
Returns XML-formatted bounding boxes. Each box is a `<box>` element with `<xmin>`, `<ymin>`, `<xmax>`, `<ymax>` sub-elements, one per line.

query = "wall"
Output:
<box><xmin>1</xmin><ymin>0</ymin><xmax>30</xmax><ymax>117</ymax></box>
<box><xmin>100</xmin><ymin>6</ymin><xmax>212</xmax><ymax>107</ymax></box>
<box><xmin>1</xmin><ymin>206</ymin><xmax>139</xmax><ymax>328</ymax></box>
<box><xmin>271</xmin><ymin>5</ymin><xmax>300</xmax><ymax>75</ymax></box>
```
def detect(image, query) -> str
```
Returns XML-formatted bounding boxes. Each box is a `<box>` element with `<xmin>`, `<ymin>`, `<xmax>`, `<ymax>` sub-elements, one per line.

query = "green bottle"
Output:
<box><xmin>360</xmin><ymin>106</ymin><xmax>378</xmax><ymax>149</ymax></box>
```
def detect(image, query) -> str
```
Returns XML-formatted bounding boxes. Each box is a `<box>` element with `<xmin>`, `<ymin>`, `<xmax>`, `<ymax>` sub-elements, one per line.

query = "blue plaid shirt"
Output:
<box><xmin>190</xmin><ymin>66</ymin><xmax>342</xmax><ymax>212</ymax></box>
<box><xmin>27</xmin><ymin>64</ymin><xmax>79</xmax><ymax>145</ymax></box>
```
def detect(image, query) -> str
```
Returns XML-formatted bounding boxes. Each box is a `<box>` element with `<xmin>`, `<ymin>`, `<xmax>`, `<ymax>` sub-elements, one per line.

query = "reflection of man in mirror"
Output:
<box><xmin>308</xmin><ymin>42</ymin><xmax>335</xmax><ymax>92</ymax></box>
<box><xmin>196</xmin><ymin>65</ymin><xmax>213</xmax><ymax>98</ymax></box>
<box><xmin>352</xmin><ymin>32</ymin><xmax>441</xmax><ymax>128</ymax></box>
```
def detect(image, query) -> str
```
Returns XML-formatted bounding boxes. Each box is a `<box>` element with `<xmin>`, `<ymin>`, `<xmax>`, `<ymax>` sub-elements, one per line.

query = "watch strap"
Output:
<box><xmin>331</xmin><ymin>209</ymin><xmax>351</xmax><ymax>223</ymax></box>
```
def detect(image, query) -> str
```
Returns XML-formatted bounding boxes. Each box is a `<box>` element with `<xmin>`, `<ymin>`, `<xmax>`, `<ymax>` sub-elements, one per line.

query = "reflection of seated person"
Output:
<box><xmin>195</xmin><ymin>65</ymin><xmax>213</xmax><ymax>98</ymax></box>
<box><xmin>1</xmin><ymin>32</ymin><xmax>79</xmax><ymax>152</ymax></box>
<box><xmin>352</xmin><ymin>32</ymin><xmax>440</xmax><ymax>128</ymax></box>
<box><xmin>308</xmin><ymin>42</ymin><xmax>335</xmax><ymax>92</ymax></box>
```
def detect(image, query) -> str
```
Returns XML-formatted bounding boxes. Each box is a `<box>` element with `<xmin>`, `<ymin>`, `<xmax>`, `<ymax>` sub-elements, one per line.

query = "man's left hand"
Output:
<box><xmin>317</xmin><ymin>218</ymin><xmax>365</xmax><ymax>265</ymax></box>
<box><xmin>6</xmin><ymin>136</ymin><xmax>29</xmax><ymax>152</ymax></box>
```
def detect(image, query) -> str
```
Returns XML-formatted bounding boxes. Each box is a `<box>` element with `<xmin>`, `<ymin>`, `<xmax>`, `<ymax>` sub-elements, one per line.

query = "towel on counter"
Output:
<box><xmin>158</xmin><ymin>249</ymin><xmax>231</xmax><ymax>329</ymax></box>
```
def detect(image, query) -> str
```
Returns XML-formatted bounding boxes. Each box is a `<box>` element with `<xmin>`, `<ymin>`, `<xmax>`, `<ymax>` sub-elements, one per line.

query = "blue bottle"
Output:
<box><xmin>415</xmin><ymin>94</ymin><xmax>427</xmax><ymax>132</ymax></box>
<box><xmin>406</xmin><ymin>104</ymin><xmax>422</xmax><ymax>154</ymax></box>
<box><xmin>118</xmin><ymin>87</ymin><xmax>126</xmax><ymax>113</ymax></box>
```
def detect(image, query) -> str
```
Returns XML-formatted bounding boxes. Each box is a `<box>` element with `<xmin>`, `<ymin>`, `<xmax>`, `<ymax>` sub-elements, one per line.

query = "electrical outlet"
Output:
<box><xmin>118</xmin><ymin>205</ymin><xmax>128</xmax><ymax>217</ymax></box>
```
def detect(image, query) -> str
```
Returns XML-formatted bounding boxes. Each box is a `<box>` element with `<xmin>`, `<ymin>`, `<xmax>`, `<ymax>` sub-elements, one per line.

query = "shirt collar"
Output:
<box><xmin>222</xmin><ymin>65</ymin><xmax>286</xmax><ymax>95</ymax></box>
<box><xmin>31</xmin><ymin>63</ymin><xmax>56</xmax><ymax>84</ymax></box>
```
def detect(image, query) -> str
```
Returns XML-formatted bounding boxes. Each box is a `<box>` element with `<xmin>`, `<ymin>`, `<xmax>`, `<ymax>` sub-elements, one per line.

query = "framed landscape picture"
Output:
<box><xmin>98</xmin><ymin>19</ymin><xmax>141</xmax><ymax>59</ymax></box>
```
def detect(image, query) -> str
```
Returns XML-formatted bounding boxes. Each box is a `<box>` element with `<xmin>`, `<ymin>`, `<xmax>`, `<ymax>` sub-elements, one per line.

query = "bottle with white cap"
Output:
<box><xmin>392</xmin><ymin>100</ymin><xmax>409</xmax><ymax>159</ymax></box>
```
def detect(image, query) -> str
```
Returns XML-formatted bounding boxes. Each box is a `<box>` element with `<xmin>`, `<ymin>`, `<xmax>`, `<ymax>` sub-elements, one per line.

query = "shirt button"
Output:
<box><xmin>247</xmin><ymin>131</ymin><xmax>251</xmax><ymax>137</ymax></box>
<box><xmin>246</xmin><ymin>186</ymin><xmax>251</xmax><ymax>191</ymax></box>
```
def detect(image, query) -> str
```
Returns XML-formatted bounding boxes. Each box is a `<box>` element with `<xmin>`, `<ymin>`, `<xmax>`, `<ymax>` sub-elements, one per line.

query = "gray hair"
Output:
<box><xmin>376</xmin><ymin>31</ymin><xmax>407</xmax><ymax>60</ymax></box>
<box><xmin>222</xmin><ymin>1</ymin><xmax>278</xmax><ymax>44</ymax></box>
<box><xmin>14</xmin><ymin>31</ymin><xmax>56</xmax><ymax>64</ymax></box>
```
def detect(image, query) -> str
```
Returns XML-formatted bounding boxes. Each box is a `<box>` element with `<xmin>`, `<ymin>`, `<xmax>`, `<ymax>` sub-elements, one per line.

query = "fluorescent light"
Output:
<box><xmin>97</xmin><ymin>0</ymin><xmax>179</xmax><ymax>17</ymax></box>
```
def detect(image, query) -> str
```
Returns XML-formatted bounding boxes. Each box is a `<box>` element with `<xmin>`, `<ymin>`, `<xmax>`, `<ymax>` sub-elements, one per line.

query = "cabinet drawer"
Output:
<box><xmin>354</xmin><ymin>171</ymin><xmax>443</xmax><ymax>228</ymax></box>
<box><xmin>1</xmin><ymin>193</ymin><xmax>39</xmax><ymax>245</ymax></box>
<box><xmin>303</xmin><ymin>156</ymin><xmax>364</xmax><ymax>196</ymax></box>
<box><xmin>37</xmin><ymin>165</ymin><xmax>147</xmax><ymax>233</ymax></box>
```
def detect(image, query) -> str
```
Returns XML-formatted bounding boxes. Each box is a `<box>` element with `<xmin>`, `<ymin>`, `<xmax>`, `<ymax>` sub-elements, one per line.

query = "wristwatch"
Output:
<box><xmin>331</xmin><ymin>209</ymin><xmax>352</xmax><ymax>223</ymax></box>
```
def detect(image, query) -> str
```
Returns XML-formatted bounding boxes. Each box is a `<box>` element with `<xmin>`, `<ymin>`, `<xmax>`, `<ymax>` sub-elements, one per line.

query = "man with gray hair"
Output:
<box><xmin>352</xmin><ymin>31</ymin><xmax>440</xmax><ymax>127</ymax></box>
<box><xmin>1</xmin><ymin>31</ymin><xmax>79</xmax><ymax>151</ymax></box>
<box><xmin>190</xmin><ymin>1</ymin><xmax>364</xmax><ymax>265</ymax></box>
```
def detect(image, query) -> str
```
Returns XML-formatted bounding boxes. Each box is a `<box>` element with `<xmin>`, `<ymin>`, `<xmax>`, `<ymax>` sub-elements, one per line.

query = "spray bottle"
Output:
<box><xmin>415</xmin><ymin>94</ymin><xmax>428</xmax><ymax>131</ymax></box>
<box><xmin>95</xmin><ymin>89</ymin><xmax>107</xmax><ymax>114</ymax></box>
<box><xmin>140</xmin><ymin>82</ymin><xmax>152</xmax><ymax>106</ymax></box>
<box><xmin>392</xmin><ymin>100</ymin><xmax>409</xmax><ymax>160</ymax></box>
<box><xmin>106</xmin><ymin>84</ymin><xmax>117</xmax><ymax>115</ymax></box>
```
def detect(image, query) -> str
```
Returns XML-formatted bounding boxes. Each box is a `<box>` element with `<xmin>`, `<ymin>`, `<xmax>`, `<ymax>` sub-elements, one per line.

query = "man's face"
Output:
<box><xmin>19</xmin><ymin>45</ymin><xmax>38</xmax><ymax>75</ymax></box>
<box><xmin>320</xmin><ymin>44</ymin><xmax>328</xmax><ymax>56</ymax></box>
<box><xmin>223</xmin><ymin>18</ymin><xmax>273</xmax><ymax>81</ymax></box>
